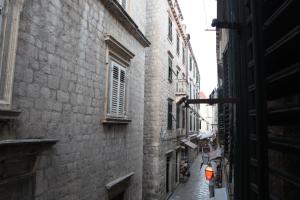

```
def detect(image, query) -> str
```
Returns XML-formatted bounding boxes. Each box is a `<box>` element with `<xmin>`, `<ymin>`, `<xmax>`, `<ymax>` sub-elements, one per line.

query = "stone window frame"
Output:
<box><xmin>102</xmin><ymin>35</ymin><xmax>134</xmax><ymax>124</ymax></box>
<box><xmin>0</xmin><ymin>0</ymin><xmax>24</xmax><ymax>110</ymax></box>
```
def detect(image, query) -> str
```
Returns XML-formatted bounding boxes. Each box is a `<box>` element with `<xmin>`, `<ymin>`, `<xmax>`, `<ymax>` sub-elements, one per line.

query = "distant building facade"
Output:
<box><xmin>209</xmin><ymin>88</ymin><xmax>218</xmax><ymax>133</ymax></box>
<box><xmin>0</xmin><ymin>0</ymin><xmax>149</xmax><ymax>200</ymax></box>
<box><xmin>143</xmin><ymin>0</ymin><xmax>201</xmax><ymax>199</ymax></box>
<box><xmin>199</xmin><ymin>91</ymin><xmax>212</xmax><ymax>132</ymax></box>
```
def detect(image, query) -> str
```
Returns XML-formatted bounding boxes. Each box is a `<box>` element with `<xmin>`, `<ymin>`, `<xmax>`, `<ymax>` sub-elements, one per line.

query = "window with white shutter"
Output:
<box><xmin>0</xmin><ymin>0</ymin><xmax>24</xmax><ymax>110</ymax></box>
<box><xmin>103</xmin><ymin>35</ymin><xmax>134</xmax><ymax>124</ymax></box>
<box><xmin>108</xmin><ymin>61</ymin><xmax>127</xmax><ymax>117</ymax></box>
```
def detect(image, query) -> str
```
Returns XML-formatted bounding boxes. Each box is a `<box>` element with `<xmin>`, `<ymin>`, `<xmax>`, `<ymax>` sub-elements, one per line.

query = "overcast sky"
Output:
<box><xmin>179</xmin><ymin>0</ymin><xmax>217</xmax><ymax>97</ymax></box>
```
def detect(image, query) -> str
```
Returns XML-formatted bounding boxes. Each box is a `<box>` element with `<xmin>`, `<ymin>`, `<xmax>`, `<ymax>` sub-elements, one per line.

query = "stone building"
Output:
<box><xmin>143</xmin><ymin>0</ymin><xmax>201</xmax><ymax>199</ymax></box>
<box><xmin>199</xmin><ymin>91</ymin><xmax>212</xmax><ymax>132</ymax></box>
<box><xmin>0</xmin><ymin>0</ymin><xmax>149</xmax><ymax>200</ymax></box>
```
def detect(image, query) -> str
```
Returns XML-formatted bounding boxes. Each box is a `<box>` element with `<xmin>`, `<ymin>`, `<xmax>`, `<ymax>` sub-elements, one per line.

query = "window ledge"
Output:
<box><xmin>0</xmin><ymin>110</ymin><xmax>21</xmax><ymax>120</ymax></box>
<box><xmin>102</xmin><ymin>117</ymin><xmax>132</xmax><ymax>124</ymax></box>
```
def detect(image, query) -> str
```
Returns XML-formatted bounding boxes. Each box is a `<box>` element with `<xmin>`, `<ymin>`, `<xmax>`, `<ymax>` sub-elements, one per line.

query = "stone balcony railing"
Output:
<box><xmin>176</xmin><ymin>79</ymin><xmax>188</xmax><ymax>95</ymax></box>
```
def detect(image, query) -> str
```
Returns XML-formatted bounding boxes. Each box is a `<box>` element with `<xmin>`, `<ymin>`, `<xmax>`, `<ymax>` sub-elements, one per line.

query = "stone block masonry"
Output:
<box><xmin>11</xmin><ymin>0</ymin><xmax>147</xmax><ymax>199</ymax></box>
<box><xmin>143</xmin><ymin>0</ymin><xmax>188</xmax><ymax>199</ymax></box>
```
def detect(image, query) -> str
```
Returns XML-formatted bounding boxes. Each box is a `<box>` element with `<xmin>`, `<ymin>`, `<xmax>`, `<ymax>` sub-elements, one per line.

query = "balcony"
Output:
<box><xmin>176</xmin><ymin>79</ymin><xmax>188</xmax><ymax>95</ymax></box>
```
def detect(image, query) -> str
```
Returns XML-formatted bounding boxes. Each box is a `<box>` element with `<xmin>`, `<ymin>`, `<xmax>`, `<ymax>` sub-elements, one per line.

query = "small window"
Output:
<box><xmin>176</xmin><ymin>105</ymin><xmax>180</xmax><ymax>129</ymax></box>
<box><xmin>168</xmin><ymin>17</ymin><xmax>173</xmax><ymax>42</ymax></box>
<box><xmin>108</xmin><ymin>61</ymin><xmax>127</xmax><ymax>117</ymax></box>
<box><xmin>189</xmin><ymin>112</ymin><xmax>192</xmax><ymax>131</ymax></box>
<box><xmin>193</xmin><ymin>65</ymin><xmax>196</xmax><ymax>78</ymax></box>
<box><xmin>182</xmin><ymin>109</ymin><xmax>185</xmax><ymax>128</ymax></box>
<box><xmin>189</xmin><ymin>56</ymin><xmax>192</xmax><ymax>71</ymax></box>
<box><xmin>182</xmin><ymin>45</ymin><xmax>185</xmax><ymax>64</ymax></box>
<box><xmin>167</xmin><ymin>100</ymin><xmax>173</xmax><ymax>130</ymax></box>
<box><xmin>176</xmin><ymin>34</ymin><xmax>180</xmax><ymax>55</ymax></box>
<box><xmin>168</xmin><ymin>55</ymin><xmax>173</xmax><ymax>82</ymax></box>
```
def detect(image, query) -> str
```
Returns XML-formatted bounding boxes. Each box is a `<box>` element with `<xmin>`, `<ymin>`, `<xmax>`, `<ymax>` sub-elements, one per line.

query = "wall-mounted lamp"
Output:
<box><xmin>205</xmin><ymin>165</ymin><xmax>214</xmax><ymax>181</ymax></box>
<box><xmin>211</xmin><ymin>18</ymin><xmax>239</xmax><ymax>30</ymax></box>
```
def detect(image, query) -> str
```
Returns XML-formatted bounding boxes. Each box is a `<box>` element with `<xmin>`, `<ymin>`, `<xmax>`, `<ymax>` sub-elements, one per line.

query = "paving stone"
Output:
<box><xmin>169</xmin><ymin>154</ymin><xmax>210</xmax><ymax>200</ymax></box>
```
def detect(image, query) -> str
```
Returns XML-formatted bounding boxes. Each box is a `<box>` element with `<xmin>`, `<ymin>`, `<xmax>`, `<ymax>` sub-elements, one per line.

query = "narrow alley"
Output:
<box><xmin>169</xmin><ymin>154</ymin><xmax>210</xmax><ymax>200</ymax></box>
<box><xmin>0</xmin><ymin>0</ymin><xmax>299</xmax><ymax>199</ymax></box>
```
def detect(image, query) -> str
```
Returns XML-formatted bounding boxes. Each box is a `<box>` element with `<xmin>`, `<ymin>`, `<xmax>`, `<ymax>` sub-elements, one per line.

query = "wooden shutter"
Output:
<box><xmin>119</xmin><ymin>68</ymin><xmax>126</xmax><ymax>115</ymax></box>
<box><xmin>109</xmin><ymin>61</ymin><xmax>126</xmax><ymax>117</ymax></box>
<box><xmin>167</xmin><ymin>101</ymin><xmax>172</xmax><ymax>130</ymax></box>
<box><xmin>110</xmin><ymin>64</ymin><xmax>119</xmax><ymax>115</ymax></box>
<box><xmin>168</xmin><ymin>17</ymin><xmax>172</xmax><ymax>41</ymax></box>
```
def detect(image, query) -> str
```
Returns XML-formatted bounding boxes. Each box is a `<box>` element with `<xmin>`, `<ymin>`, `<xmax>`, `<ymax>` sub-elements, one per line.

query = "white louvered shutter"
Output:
<box><xmin>119</xmin><ymin>68</ymin><xmax>126</xmax><ymax>115</ymax></box>
<box><xmin>109</xmin><ymin>61</ymin><xmax>126</xmax><ymax>117</ymax></box>
<box><xmin>110</xmin><ymin>64</ymin><xmax>119</xmax><ymax>115</ymax></box>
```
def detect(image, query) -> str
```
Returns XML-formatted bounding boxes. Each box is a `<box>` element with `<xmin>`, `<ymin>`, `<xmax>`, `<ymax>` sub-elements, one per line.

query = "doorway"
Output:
<box><xmin>166</xmin><ymin>156</ymin><xmax>171</xmax><ymax>194</ymax></box>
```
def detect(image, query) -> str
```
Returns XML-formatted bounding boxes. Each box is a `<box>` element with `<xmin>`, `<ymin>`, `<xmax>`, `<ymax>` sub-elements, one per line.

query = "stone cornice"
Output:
<box><xmin>100</xmin><ymin>0</ymin><xmax>150</xmax><ymax>47</ymax></box>
<box><xmin>105</xmin><ymin>35</ymin><xmax>135</xmax><ymax>61</ymax></box>
<box><xmin>167</xmin><ymin>0</ymin><xmax>199</xmax><ymax>69</ymax></box>
<box><xmin>167</xmin><ymin>0</ymin><xmax>187</xmax><ymax>43</ymax></box>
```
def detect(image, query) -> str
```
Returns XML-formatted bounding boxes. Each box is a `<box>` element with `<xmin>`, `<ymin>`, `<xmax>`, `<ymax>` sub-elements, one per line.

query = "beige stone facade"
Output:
<box><xmin>143</xmin><ymin>0</ymin><xmax>201</xmax><ymax>199</ymax></box>
<box><xmin>1</xmin><ymin>0</ymin><xmax>149</xmax><ymax>199</ymax></box>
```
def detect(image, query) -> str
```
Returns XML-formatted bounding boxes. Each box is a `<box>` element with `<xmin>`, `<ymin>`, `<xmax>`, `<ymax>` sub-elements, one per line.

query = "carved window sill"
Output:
<box><xmin>0</xmin><ymin>109</ymin><xmax>21</xmax><ymax>120</ymax></box>
<box><xmin>102</xmin><ymin>117</ymin><xmax>131</xmax><ymax>125</ymax></box>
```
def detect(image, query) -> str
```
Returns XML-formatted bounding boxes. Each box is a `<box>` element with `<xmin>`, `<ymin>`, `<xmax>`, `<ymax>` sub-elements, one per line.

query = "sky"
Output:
<box><xmin>179</xmin><ymin>0</ymin><xmax>218</xmax><ymax>97</ymax></box>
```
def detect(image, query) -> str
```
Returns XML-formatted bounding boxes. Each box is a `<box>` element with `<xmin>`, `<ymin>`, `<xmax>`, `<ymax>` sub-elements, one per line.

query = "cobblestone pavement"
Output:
<box><xmin>169</xmin><ymin>154</ymin><xmax>210</xmax><ymax>200</ymax></box>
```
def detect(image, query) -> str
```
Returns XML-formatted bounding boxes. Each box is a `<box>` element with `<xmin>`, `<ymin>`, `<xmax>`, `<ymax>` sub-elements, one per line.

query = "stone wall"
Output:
<box><xmin>11</xmin><ymin>0</ymin><xmax>146</xmax><ymax>199</ymax></box>
<box><xmin>143</xmin><ymin>0</ymin><xmax>186</xmax><ymax>199</ymax></box>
